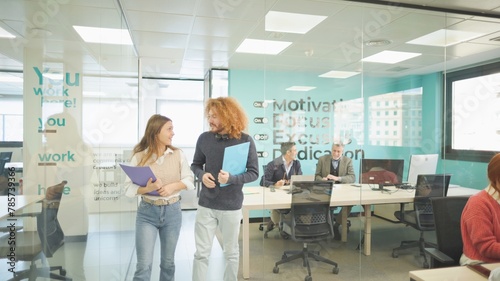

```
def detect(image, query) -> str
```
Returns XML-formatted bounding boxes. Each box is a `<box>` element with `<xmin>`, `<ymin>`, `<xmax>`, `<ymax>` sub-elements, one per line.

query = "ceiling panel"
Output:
<box><xmin>126</xmin><ymin>11</ymin><xmax>194</xmax><ymax>34</ymax></box>
<box><xmin>122</xmin><ymin>0</ymin><xmax>197</xmax><ymax>15</ymax></box>
<box><xmin>0</xmin><ymin>0</ymin><xmax>499</xmax><ymax>87</ymax></box>
<box><xmin>132</xmin><ymin>31</ymin><xmax>188</xmax><ymax>49</ymax></box>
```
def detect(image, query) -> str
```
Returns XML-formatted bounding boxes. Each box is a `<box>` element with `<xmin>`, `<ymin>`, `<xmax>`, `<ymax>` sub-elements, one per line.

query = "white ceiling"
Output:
<box><xmin>0</xmin><ymin>0</ymin><xmax>500</xmax><ymax>89</ymax></box>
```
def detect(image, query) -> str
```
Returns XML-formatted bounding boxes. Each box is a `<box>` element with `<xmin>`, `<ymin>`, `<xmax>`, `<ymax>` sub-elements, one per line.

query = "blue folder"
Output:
<box><xmin>220</xmin><ymin>142</ymin><xmax>250</xmax><ymax>187</ymax></box>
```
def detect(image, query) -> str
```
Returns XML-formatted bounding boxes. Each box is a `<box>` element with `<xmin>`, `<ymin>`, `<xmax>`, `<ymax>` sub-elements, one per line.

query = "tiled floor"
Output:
<box><xmin>1</xmin><ymin>208</ymin><xmax>435</xmax><ymax>281</ymax></box>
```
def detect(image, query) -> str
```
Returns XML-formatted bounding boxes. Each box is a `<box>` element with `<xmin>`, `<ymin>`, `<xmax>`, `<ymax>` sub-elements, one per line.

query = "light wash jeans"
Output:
<box><xmin>133</xmin><ymin>200</ymin><xmax>182</xmax><ymax>281</ymax></box>
<box><xmin>192</xmin><ymin>205</ymin><xmax>242</xmax><ymax>281</ymax></box>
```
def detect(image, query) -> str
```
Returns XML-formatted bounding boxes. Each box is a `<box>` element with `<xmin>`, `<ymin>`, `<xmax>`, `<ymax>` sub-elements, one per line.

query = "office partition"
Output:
<box><xmin>0</xmin><ymin>0</ymin><xmax>498</xmax><ymax>280</ymax></box>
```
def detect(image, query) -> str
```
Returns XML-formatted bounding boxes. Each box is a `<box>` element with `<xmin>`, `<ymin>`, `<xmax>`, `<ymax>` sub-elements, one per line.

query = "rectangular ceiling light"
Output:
<box><xmin>73</xmin><ymin>25</ymin><xmax>133</xmax><ymax>45</ymax></box>
<box><xmin>236</xmin><ymin>39</ymin><xmax>292</xmax><ymax>55</ymax></box>
<box><xmin>319</xmin><ymin>70</ymin><xmax>360</xmax><ymax>79</ymax></box>
<box><xmin>362</xmin><ymin>50</ymin><xmax>421</xmax><ymax>64</ymax></box>
<box><xmin>265</xmin><ymin>11</ymin><xmax>327</xmax><ymax>34</ymax></box>
<box><xmin>286</xmin><ymin>86</ymin><xmax>316</xmax><ymax>91</ymax></box>
<box><xmin>0</xmin><ymin>27</ymin><xmax>15</xmax><ymax>38</ymax></box>
<box><xmin>407</xmin><ymin>29</ymin><xmax>484</xmax><ymax>47</ymax></box>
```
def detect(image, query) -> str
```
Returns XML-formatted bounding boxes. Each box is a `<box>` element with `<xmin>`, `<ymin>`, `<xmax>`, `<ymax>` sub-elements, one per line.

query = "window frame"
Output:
<box><xmin>443</xmin><ymin>60</ymin><xmax>500</xmax><ymax>162</ymax></box>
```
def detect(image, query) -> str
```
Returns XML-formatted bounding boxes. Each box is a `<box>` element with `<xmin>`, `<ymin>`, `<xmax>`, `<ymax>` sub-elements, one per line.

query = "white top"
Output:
<box><xmin>124</xmin><ymin>148</ymin><xmax>195</xmax><ymax>199</ymax></box>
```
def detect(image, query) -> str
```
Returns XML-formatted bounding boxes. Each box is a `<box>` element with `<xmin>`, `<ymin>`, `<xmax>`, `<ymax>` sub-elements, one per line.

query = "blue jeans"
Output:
<box><xmin>192</xmin><ymin>206</ymin><xmax>242</xmax><ymax>281</ymax></box>
<box><xmin>133</xmin><ymin>200</ymin><xmax>182</xmax><ymax>281</ymax></box>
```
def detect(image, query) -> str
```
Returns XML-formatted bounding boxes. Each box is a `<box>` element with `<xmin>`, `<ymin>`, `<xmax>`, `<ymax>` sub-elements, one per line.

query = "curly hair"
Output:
<box><xmin>205</xmin><ymin>97</ymin><xmax>248</xmax><ymax>139</ymax></box>
<box><xmin>133</xmin><ymin>114</ymin><xmax>177</xmax><ymax>166</ymax></box>
<box><xmin>488</xmin><ymin>153</ymin><xmax>500</xmax><ymax>194</ymax></box>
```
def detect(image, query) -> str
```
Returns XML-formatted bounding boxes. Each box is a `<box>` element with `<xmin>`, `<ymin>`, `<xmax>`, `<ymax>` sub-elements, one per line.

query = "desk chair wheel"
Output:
<box><xmin>392</xmin><ymin>249</ymin><xmax>398</xmax><ymax>258</ymax></box>
<box><xmin>305</xmin><ymin>276</ymin><xmax>312</xmax><ymax>281</ymax></box>
<box><xmin>273</xmin><ymin>266</ymin><xmax>279</xmax><ymax>273</ymax></box>
<box><xmin>333</xmin><ymin>266</ymin><xmax>340</xmax><ymax>274</ymax></box>
<box><xmin>259</xmin><ymin>223</ymin><xmax>264</xmax><ymax>231</ymax></box>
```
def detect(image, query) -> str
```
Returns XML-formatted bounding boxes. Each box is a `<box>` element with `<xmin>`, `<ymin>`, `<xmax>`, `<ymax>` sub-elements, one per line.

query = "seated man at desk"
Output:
<box><xmin>315</xmin><ymin>143</ymin><xmax>355</xmax><ymax>240</ymax></box>
<box><xmin>261</xmin><ymin>141</ymin><xmax>302</xmax><ymax>233</ymax></box>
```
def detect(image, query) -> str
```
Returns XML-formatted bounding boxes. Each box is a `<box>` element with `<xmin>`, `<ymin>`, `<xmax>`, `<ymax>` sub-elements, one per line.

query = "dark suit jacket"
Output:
<box><xmin>261</xmin><ymin>157</ymin><xmax>302</xmax><ymax>187</ymax></box>
<box><xmin>314</xmin><ymin>154</ymin><xmax>355</xmax><ymax>183</ymax></box>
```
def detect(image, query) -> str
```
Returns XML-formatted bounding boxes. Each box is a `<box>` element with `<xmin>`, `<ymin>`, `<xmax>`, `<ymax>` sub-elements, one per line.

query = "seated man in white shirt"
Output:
<box><xmin>261</xmin><ymin>142</ymin><xmax>302</xmax><ymax>236</ymax></box>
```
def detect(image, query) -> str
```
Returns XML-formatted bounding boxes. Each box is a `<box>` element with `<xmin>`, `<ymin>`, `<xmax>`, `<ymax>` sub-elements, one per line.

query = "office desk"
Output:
<box><xmin>241</xmin><ymin>184</ymin><xmax>479</xmax><ymax>279</ymax></box>
<box><xmin>409</xmin><ymin>262</ymin><xmax>500</xmax><ymax>281</ymax></box>
<box><xmin>0</xmin><ymin>195</ymin><xmax>44</xmax><ymax>220</ymax></box>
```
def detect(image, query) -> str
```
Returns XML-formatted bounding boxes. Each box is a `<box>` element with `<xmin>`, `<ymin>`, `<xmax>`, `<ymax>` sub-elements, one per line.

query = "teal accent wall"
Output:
<box><xmin>229</xmin><ymin>69</ymin><xmax>488</xmax><ymax>218</ymax></box>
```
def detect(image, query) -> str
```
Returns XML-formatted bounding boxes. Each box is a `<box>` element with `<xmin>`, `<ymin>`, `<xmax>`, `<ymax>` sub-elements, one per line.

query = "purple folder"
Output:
<box><xmin>119</xmin><ymin>164</ymin><xmax>159</xmax><ymax>195</ymax></box>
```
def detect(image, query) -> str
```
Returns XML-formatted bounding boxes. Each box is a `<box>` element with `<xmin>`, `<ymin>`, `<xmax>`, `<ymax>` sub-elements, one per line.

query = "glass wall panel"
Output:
<box><xmin>1</xmin><ymin>0</ymin><xmax>498</xmax><ymax>280</ymax></box>
<box><xmin>0</xmin><ymin>1</ymin><xmax>140</xmax><ymax>280</ymax></box>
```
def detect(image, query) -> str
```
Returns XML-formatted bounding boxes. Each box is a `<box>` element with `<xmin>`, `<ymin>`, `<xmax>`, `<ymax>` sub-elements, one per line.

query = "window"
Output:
<box><xmin>368</xmin><ymin>87</ymin><xmax>423</xmax><ymax>147</ymax></box>
<box><xmin>81</xmin><ymin>76</ymin><xmax>139</xmax><ymax>146</ymax></box>
<box><xmin>0</xmin><ymin>96</ymin><xmax>23</xmax><ymax>142</ymax></box>
<box><xmin>444</xmin><ymin>61</ymin><xmax>500</xmax><ymax>162</ymax></box>
<box><xmin>152</xmin><ymin>79</ymin><xmax>204</xmax><ymax>161</ymax></box>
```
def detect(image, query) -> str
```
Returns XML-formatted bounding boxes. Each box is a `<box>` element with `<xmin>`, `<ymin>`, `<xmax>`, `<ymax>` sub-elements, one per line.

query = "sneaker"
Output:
<box><xmin>333</xmin><ymin>222</ymin><xmax>341</xmax><ymax>240</ymax></box>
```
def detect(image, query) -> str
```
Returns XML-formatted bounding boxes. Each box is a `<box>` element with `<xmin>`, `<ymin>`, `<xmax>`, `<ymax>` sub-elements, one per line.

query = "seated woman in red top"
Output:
<box><xmin>460</xmin><ymin>153</ymin><xmax>500</xmax><ymax>265</ymax></box>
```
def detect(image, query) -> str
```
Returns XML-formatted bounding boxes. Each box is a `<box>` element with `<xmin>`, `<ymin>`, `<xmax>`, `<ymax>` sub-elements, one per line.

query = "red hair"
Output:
<box><xmin>488</xmin><ymin>153</ymin><xmax>500</xmax><ymax>194</ymax></box>
<box><xmin>205</xmin><ymin>97</ymin><xmax>248</xmax><ymax>139</ymax></box>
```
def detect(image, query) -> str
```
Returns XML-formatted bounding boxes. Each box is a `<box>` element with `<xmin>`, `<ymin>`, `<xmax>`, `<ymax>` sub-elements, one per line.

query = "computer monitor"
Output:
<box><xmin>407</xmin><ymin>154</ymin><xmax>439</xmax><ymax>185</ymax></box>
<box><xmin>0</xmin><ymin>152</ymin><xmax>12</xmax><ymax>176</ymax></box>
<box><xmin>289</xmin><ymin>174</ymin><xmax>314</xmax><ymax>188</ymax></box>
<box><xmin>290</xmin><ymin>181</ymin><xmax>334</xmax><ymax>203</ymax></box>
<box><xmin>415</xmin><ymin>174</ymin><xmax>451</xmax><ymax>197</ymax></box>
<box><xmin>0</xmin><ymin>152</ymin><xmax>12</xmax><ymax>162</ymax></box>
<box><xmin>360</xmin><ymin>158</ymin><xmax>404</xmax><ymax>184</ymax></box>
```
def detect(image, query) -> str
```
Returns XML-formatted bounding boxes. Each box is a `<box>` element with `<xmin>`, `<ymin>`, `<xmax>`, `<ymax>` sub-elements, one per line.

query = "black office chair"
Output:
<box><xmin>424</xmin><ymin>196</ymin><xmax>470</xmax><ymax>268</ymax></box>
<box><xmin>392</xmin><ymin>174</ymin><xmax>451</xmax><ymax>268</ymax></box>
<box><xmin>0</xmin><ymin>180</ymin><xmax>72</xmax><ymax>281</ymax></box>
<box><xmin>273</xmin><ymin>181</ymin><xmax>339</xmax><ymax>281</ymax></box>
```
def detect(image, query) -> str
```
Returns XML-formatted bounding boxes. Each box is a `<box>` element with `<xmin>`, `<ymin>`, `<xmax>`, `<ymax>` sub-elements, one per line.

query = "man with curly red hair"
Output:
<box><xmin>191</xmin><ymin>97</ymin><xmax>259</xmax><ymax>281</ymax></box>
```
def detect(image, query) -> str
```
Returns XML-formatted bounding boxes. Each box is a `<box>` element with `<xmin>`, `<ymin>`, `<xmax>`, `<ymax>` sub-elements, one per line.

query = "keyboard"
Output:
<box><xmin>396</xmin><ymin>183</ymin><xmax>415</xmax><ymax>190</ymax></box>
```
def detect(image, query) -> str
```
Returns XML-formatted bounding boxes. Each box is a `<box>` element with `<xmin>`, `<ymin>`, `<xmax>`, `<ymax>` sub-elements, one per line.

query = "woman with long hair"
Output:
<box><xmin>125</xmin><ymin>114</ymin><xmax>194</xmax><ymax>281</ymax></box>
